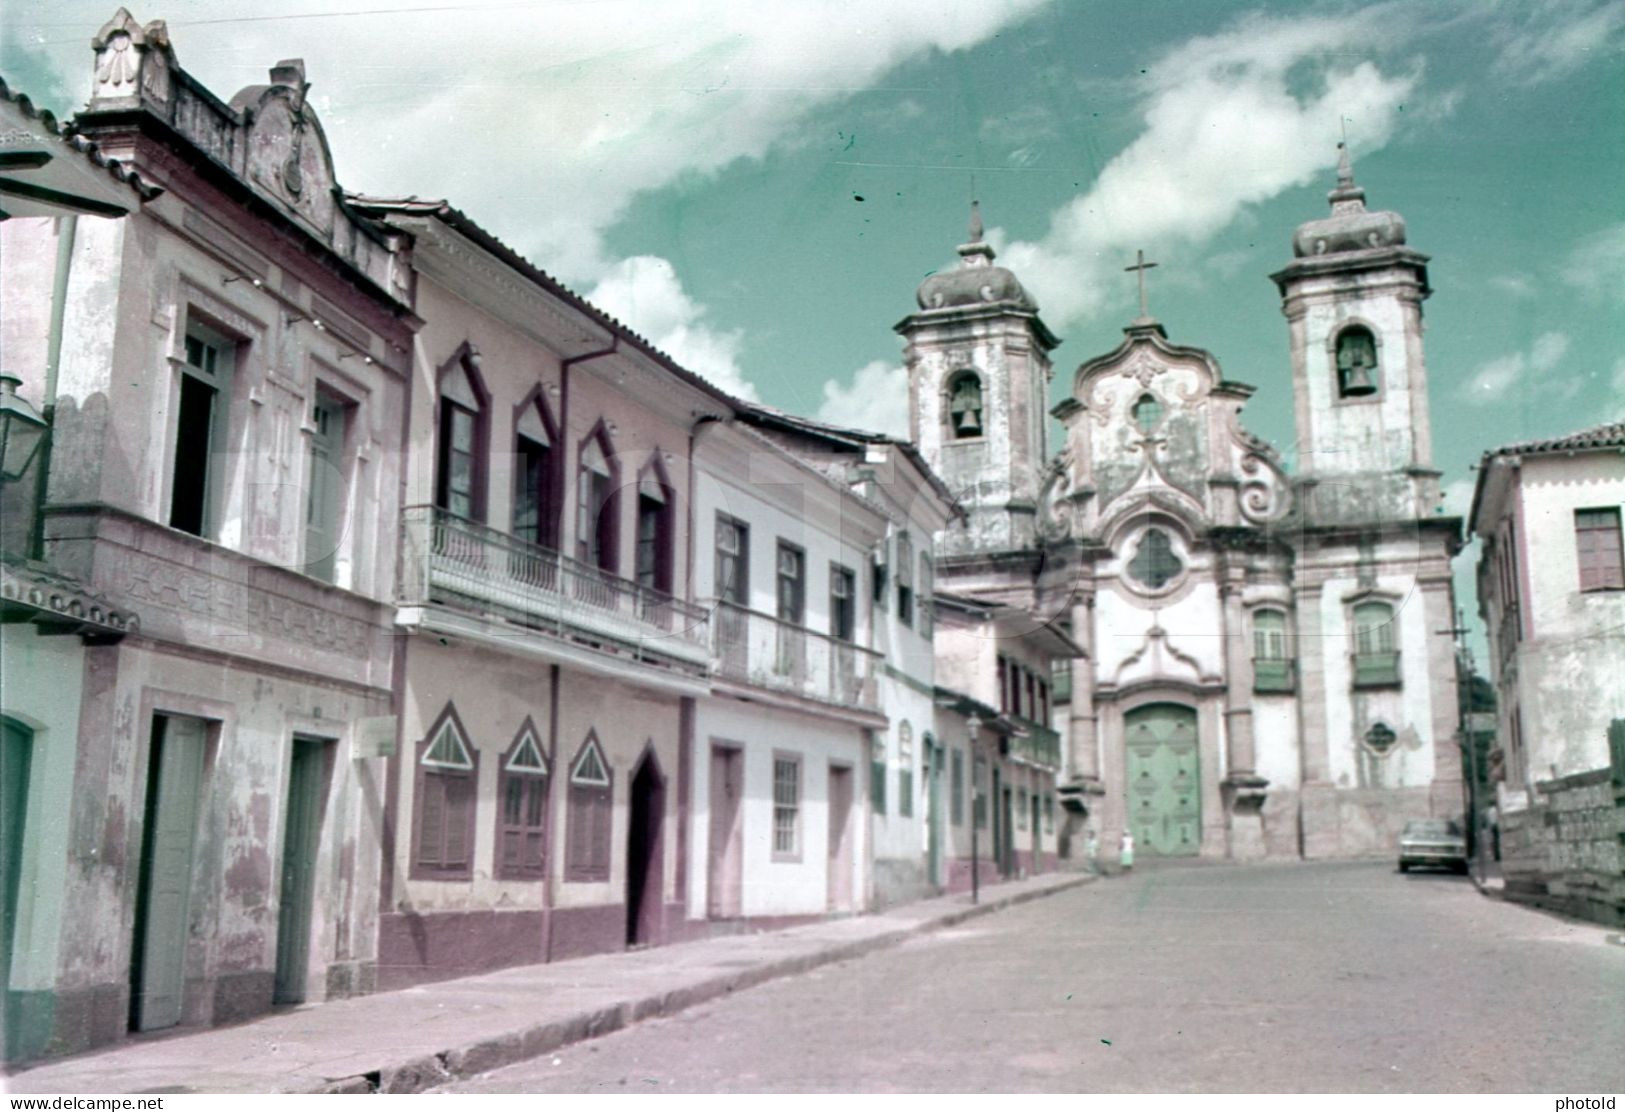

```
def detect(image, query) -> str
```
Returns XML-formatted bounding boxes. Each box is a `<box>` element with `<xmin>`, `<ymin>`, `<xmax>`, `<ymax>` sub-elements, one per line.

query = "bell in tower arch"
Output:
<box><xmin>1335</xmin><ymin>326</ymin><xmax>1379</xmax><ymax>398</ymax></box>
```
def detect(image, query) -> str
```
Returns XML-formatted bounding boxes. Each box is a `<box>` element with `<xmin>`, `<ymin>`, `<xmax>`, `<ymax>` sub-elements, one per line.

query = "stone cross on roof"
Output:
<box><xmin>1125</xmin><ymin>249</ymin><xmax>1159</xmax><ymax>323</ymax></box>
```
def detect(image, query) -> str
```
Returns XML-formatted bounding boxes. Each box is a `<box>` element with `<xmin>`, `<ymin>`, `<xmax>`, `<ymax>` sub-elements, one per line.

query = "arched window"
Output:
<box><xmin>870</xmin><ymin>732</ymin><xmax>887</xmax><ymax>815</ymax></box>
<box><xmin>946</xmin><ymin>371</ymin><xmax>984</xmax><ymax>438</ymax></box>
<box><xmin>634</xmin><ymin>459</ymin><xmax>675</xmax><ymax>597</ymax></box>
<box><xmin>576</xmin><ymin>427</ymin><xmax>618</xmax><ymax>573</ymax></box>
<box><xmin>1351</xmin><ymin>600</ymin><xmax>1400</xmax><ymax>687</ymax></box>
<box><xmin>1131</xmin><ymin>392</ymin><xmax>1163</xmax><ymax>433</ymax></box>
<box><xmin>496</xmin><ymin>720</ymin><xmax>549</xmax><ymax>880</ymax></box>
<box><xmin>1335</xmin><ymin>326</ymin><xmax>1379</xmax><ymax>398</ymax></box>
<box><xmin>565</xmin><ymin>732</ymin><xmax>612</xmax><ymax>882</ymax></box>
<box><xmin>437</xmin><ymin>349</ymin><xmax>487</xmax><ymax>521</ymax></box>
<box><xmin>414</xmin><ymin>706</ymin><xmax>477</xmax><ymax>879</ymax></box>
<box><xmin>1126</xmin><ymin>528</ymin><xmax>1183</xmax><ymax>590</ymax></box>
<box><xmin>513</xmin><ymin>393</ymin><xmax>559</xmax><ymax>550</ymax></box>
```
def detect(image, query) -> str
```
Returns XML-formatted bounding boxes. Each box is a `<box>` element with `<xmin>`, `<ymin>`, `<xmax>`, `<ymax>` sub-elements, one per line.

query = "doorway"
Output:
<box><xmin>707</xmin><ymin>746</ymin><xmax>743</xmax><ymax>919</ymax></box>
<box><xmin>625</xmin><ymin>750</ymin><xmax>665</xmax><ymax>948</ymax></box>
<box><xmin>130</xmin><ymin>714</ymin><xmax>207</xmax><ymax>1031</ymax></box>
<box><xmin>925</xmin><ymin>742</ymin><xmax>943</xmax><ymax>888</ymax></box>
<box><xmin>2</xmin><ymin>717</ymin><xmax>33</xmax><ymax>1060</ymax></box>
<box><xmin>1124</xmin><ymin>703</ymin><xmax>1201</xmax><ymax>856</ymax></box>
<box><xmin>1000</xmin><ymin>786</ymin><xmax>1015</xmax><ymax>878</ymax></box>
<box><xmin>274</xmin><ymin>737</ymin><xmax>330</xmax><ymax>1004</ymax></box>
<box><xmin>827</xmin><ymin>764</ymin><xmax>854</xmax><ymax>911</ymax></box>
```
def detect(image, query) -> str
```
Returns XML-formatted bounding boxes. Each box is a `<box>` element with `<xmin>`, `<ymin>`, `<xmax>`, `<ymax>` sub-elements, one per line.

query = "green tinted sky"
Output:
<box><xmin>5</xmin><ymin>0</ymin><xmax>1623</xmax><ymax>652</ymax></box>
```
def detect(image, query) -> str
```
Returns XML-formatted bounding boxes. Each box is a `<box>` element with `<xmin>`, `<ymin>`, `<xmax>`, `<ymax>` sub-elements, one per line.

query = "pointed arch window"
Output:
<box><xmin>513</xmin><ymin>395</ymin><xmax>558</xmax><ymax>550</ymax></box>
<box><xmin>634</xmin><ymin>460</ymin><xmax>675</xmax><ymax>597</ymax></box>
<box><xmin>946</xmin><ymin>371</ymin><xmax>984</xmax><ymax>439</ymax></box>
<box><xmin>565</xmin><ymin>733</ymin><xmax>612</xmax><ymax>882</ymax></box>
<box><xmin>414</xmin><ymin>707</ymin><xmax>478</xmax><ymax>879</ymax></box>
<box><xmin>496</xmin><ymin>721</ymin><xmax>549</xmax><ymax>880</ymax></box>
<box><xmin>1351</xmin><ymin>600</ymin><xmax>1400</xmax><ymax>687</ymax></box>
<box><xmin>576</xmin><ymin>429</ymin><xmax>618</xmax><ymax>573</ymax></box>
<box><xmin>1334</xmin><ymin>326</ymin><xmax>1379</xmax><ymax>398</ymax></box>
<box><xmin>437</xmin><ymin>350</ymin><xmax>487</xmax><ymax>521</ymax></box>
<box><xmin>1252</xmin><ymin>607</ymin><xmax>1295</xmax><ymax>692</ymax></box>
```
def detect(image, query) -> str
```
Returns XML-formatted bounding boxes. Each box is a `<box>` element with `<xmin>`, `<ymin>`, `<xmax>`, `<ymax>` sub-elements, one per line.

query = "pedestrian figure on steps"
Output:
<box><xmin>1085</xmin><ymin>828</ymin><xmax>1100</xmax><ymax>875</ymax></box>
<box><xmin>1119</xmin><ymin>831</ymin><xmax>1134</xmax><ymax>872</ymax></box>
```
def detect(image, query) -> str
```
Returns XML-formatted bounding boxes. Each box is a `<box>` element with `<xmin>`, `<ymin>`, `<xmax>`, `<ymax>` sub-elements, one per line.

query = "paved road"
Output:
<box><xmin>443</xmin><ymin>861</ymin><xmax>1625</xmax><ymax>1092</ymax></box>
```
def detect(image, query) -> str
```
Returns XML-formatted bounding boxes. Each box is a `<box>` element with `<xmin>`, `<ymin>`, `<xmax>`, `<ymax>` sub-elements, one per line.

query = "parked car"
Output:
<box><xmin>1397</xmin><ymin>819</ymin><xmax>1468</xmax><ymax>873</ymax></box>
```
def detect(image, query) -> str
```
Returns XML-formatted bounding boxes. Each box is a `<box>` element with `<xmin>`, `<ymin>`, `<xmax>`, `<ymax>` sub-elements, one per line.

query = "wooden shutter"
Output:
<box><xmin>441</xmin><ymin>772</ymin><xmax>472</xmax><ymax>869</ymax></box>
<box><xmin>417</xmin><ymin>773</ymin><xmax>446</xmax><ymax>867</ymax></box>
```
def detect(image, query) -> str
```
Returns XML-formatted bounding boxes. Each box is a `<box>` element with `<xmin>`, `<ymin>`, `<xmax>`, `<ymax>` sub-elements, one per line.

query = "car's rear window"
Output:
<box><xmin>1404</xmin><ymin>820</ymin><xmax>1460</xmax><ymax>836</ymax></box>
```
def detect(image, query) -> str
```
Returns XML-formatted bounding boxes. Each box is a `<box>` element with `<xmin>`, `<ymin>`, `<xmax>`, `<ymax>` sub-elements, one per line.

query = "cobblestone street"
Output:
<box><xmin>445</xmin><ymin>861</ymin><xmax>1625</xmax><ymax>1093</ymax></box>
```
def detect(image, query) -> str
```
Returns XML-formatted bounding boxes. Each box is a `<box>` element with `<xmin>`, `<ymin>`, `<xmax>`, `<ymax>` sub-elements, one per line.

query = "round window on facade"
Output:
<box><xmin>1126</xmin><ymin>527</ymin><xmax>1184</xmax><ymax>591</ymax></box>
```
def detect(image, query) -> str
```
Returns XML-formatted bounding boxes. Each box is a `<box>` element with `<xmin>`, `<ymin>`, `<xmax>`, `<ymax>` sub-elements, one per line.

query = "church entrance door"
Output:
<box><xmin>1124</xmin><ymin>704</ymin><xmax>1200</xmax><ymax>857</ymax></box>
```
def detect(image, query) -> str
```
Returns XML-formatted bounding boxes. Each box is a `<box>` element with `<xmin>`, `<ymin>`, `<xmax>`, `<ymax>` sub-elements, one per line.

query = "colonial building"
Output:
<box><xmin>1</xmin><ymin>14</ymin><xmax>415</xmax><ymax>1060</ymax></box>
<box><xmin>903</xmin><ymin>149</ymin><xmax>1463</xmax><ymax>862</ymax></box>
<box><xmin>1469</xmin><ymin>422</ymin><xmax>1625</xmax><ymax>797</ymax></box>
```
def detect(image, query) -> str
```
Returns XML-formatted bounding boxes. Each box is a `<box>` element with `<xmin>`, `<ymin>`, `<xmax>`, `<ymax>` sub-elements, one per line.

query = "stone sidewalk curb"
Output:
<box><xmin>359</xmin><ymin>873</ymin><xmax>1096</xmax><ymax>1096</ymax></box>
<box><xmin>5</xmin><ymin>872</ymin><xmax>1094</xmax><ymax>1095</ymax></box>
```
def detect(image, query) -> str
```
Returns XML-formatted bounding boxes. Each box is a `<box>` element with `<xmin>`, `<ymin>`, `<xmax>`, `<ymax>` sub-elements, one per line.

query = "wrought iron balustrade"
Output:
<box><xmin>710</xmin><ymin>599</ymin><xmax>880</xmax><ymax>710</ymax></box>
<box><xmin>1008</xmin><ymin>721</ymin><xmax>1062</xmax><ymax>771</ymax></box>
<box><xmin>399</xmin><ymin>505</ymin><xmax>708</xmax><ymax>663</ymax></box>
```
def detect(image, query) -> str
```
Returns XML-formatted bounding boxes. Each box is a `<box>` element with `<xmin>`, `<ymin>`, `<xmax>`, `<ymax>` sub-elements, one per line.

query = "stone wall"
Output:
<box><xmin>1500</xmin><ymin>728</ymin><xmax>1625</xmax><ymax>927</ymax></box>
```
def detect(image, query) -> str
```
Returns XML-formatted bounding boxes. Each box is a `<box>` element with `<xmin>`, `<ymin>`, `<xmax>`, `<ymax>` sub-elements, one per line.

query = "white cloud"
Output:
<box><xmin>1491</xmin><ymin>0</ymin><xmax>1625</xmax><ymax>85</ymax></box>
<box><xmin>1440</xmin><ymin>478</ymin><xmax>1475</xmax><ymax>518</ymax></box>
<box><xmin>13</xmin><ymin>0</ymin><xmax>1049</xmax><ymax>283</ymax></box>
<box><xmin>815</xmin><ymin>360</ymin><xmax>910</xmax><ymax>437</ymax></box>
<box><xmin>1565</xmin><ymin>222</ymin><xmax>1625</xmax><ymax>304</ymax></box>
<box><xmin>1460</xmin><ymin>331</ymin><xmax>1571</xmax><ymax>405</ymax></box>
<box><xmin>998</xmin><ymin>9</ymin><xmax>1422</xmax><ymax>328</ymax></box>
<box><xmin>1488</xmin><ymin>274</ymin><xmax>1536</xmax><ymax>299</ymax></box>
<box><xmin>588</xmin><ymin>256</ymin><xmax>758</xmax><ymax>401</ymax></box>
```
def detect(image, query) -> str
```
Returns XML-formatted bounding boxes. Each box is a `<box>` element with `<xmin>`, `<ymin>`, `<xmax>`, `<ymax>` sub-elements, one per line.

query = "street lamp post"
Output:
<box><xmin>0</xmin><ymin>374</ymin><xmax>48</xmax><ymax>483</ymax></box>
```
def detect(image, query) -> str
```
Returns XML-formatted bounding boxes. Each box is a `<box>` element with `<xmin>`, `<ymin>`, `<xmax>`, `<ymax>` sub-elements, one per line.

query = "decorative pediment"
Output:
<box><xmin>1111</xmin><ymin>624</ymin><xmax>1221</xmax><ymax>688</ymax></box>
<box><xmin>240</xmin><ymin>60</ymin><xmax>340</xmax><ymax>241</ymax></box>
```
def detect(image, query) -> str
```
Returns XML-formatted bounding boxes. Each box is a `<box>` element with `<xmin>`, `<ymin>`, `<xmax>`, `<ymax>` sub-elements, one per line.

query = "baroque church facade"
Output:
<box><xmin>903</xmin><ymin>152</ymin><xmax>1463</xmax><ymax>861</ymax></box>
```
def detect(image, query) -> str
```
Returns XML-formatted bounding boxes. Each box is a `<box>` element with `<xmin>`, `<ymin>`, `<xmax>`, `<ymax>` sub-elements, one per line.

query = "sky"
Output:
<box><xmin>5</xmin><ymin>0</ymin><xmax>1624</xmax><ymax>662</ymax></box>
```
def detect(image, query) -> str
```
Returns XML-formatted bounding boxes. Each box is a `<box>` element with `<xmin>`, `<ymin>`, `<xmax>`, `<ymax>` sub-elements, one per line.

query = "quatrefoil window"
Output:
<box><xmin>1132</xmin><ymin>392</ymin><xmax>1163</xmax><ymax>433</ymax></box>
<box><xmin>1127</xmin><ymin>528</ymin><xmax>1183</xmax><ymax>590</ymax></box>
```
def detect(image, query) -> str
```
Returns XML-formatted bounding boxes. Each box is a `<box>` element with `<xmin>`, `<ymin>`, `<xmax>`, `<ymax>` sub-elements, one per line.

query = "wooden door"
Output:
<box><xmin>131</xmin><ymin>715</ymin><xmax>206</xmax><ymax>1031</ymax></box>
<box><xmin>707</xmin><ymin>747</ymin><xmax>743</xmax><ymax>918</ymax></box>
<box><xmin>827</xmin><ymin>764</ymin><xmax>853</xmax><ymax>911</ymax></box>
<box><xmin>925</xmin><ymin>745</ymin><xmax>943</xmax><ymax>887</ymax></box>
<box><xmin>274</xmin><ymin>738</ymin><xmax>326</xmax><ymax>1004</ymax></box>
<box><xmin>1124</xmin><ymin>703</ymin><xmax>1201</xmax><ymax>856</ymax></box>
<box><xmin>2</xmin><ymin>718</ymin><xmax>32</xmax><ymax>1059</ymax></box>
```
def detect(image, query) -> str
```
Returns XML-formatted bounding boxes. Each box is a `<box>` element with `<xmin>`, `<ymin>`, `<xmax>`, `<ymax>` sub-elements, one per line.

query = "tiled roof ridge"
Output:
<box><xmin>1</xmin><ymin>75</ymin><xmax>164</xmax><ymax>202</ymax></box>
<box><xmin>346</xmin><ymin>192</ymin><xmax>741</xmax><ymax>410</ymax></box>
<box><xmin>1484</xmin><ymin>420</ymin><xmax>1625</xmax><ymax>459</ymax></box>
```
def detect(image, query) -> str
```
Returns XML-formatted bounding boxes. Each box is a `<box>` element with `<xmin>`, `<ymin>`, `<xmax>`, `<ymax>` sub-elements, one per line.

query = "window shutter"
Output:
<box><xmin>590</xmin><ymin>790</ymin><xmax>611</xmax><ymax>875</ymax></box>
<box><xmin>442</xmin><ymin>773</ymin><xmax>472</xmax><ymax>868</ymax></box>
<box><xmin>418</xmin><ymin>774</ymin><xmax>446</xmax><ymax>866</ymax></box>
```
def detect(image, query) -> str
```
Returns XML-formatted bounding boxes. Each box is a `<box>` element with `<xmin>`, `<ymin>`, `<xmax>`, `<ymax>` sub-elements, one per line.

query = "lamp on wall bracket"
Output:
<box><xmin>0</xmin><ymin>374</ymin><xmax>49</xmax><ymax>482</ymax></box>
<box><xmin>284</xmin><ymin>311</ymin><xmax>307</xmax><ymax>326</ymax></box>
<box><xmin>221</xmin><ymin>274</ymin><xmax>263</xmax><ymax>289</ymax></box>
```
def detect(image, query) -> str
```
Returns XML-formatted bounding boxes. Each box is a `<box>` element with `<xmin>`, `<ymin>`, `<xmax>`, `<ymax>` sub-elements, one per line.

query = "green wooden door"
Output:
<box><xmin>2</xmin><ymin>717</ymin><xmax>33</xmax><ymax>1059</ymax></box>
<box><xmin>1124</xmin><ymin>704</ymin><xmax>1200</xmax><ymax>857</ymax></box>
<box><xmin>925</xmin><ymin>743</ymin><xmax>943</xmax><ymax>887</ymax></box>
<box><xmin>274</xmin><ymin>738</ymin><xmax>326</xmax><ymax>1004</ymax></box>
<box><xmin>131</xmin><ymin>715</ymin><xmax>206</xmax><ymax>1032</ymax></box>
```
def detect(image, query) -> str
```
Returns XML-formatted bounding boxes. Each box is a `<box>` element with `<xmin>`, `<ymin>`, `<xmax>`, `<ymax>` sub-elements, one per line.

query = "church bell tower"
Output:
<box><xmin>1271</xmin><ymin>144</ymin><xmax>1441</xmax><ymax>522</ymax></box>
<box><xmin>897</xmin><ymin>203</ymin><xmax>1059</xmax><ymax>555</ymax></box>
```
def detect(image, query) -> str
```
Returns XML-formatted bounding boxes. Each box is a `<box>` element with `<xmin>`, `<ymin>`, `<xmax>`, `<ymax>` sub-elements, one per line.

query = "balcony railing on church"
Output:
<box><xmin>1253</xmin><ymin>658</ymin><xmax>1297</xmax><ymax>694</ymax></box>
<box><xmin>398</xmin><ymin>505</ymin><xmax>710</xmax><ymax>669</ymax></box>
<box><xmin>1351</xmin><ymin>650</ymin><xmax>1402</xmax><ymax>689</ymax></box>
<box><xmin>711</xmin><ymin>599</ymin><xmax>880</xmax><ymax>710</ymax></box>
<box><xmin>1006</xmin><ymin>721</ymin><xmax>1062</xmax><ymax>772</ymax></box>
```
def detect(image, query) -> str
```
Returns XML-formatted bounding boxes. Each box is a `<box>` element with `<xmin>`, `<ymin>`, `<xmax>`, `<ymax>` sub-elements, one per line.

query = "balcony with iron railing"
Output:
<box><xmin>398</xmin><ymin>505</ymin><xmax>710</xmax><ymax>671</ymax></box>
<box><xmin>1006</xmin><ymin>719</ymin><xmax>1062</xmax><ymax>771</ymax></box>
<box><xmin>1351</xmin><ymin>650</ymin><xmax>1402</xmax><ymax>689</ymax></box>
<box><xmin>710</xmin><ymin>599</ymin><xmax>881</xmax><ymax>712</ymax></box>
<box><xmin>1253</xmin><ymin>657</ymin><xmax>1297</xmax><ymax>694</ymax></box>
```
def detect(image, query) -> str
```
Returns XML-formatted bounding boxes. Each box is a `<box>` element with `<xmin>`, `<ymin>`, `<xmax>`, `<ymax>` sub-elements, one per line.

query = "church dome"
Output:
<box><xmin>915</xmin><ymin>202</ymin><xmax>1039</xmax><ymax>312</ymax></box>
<box><xmin>1291</xmin><ymin>143</ymin><xmax>1407</xmax><ymax>258</ymax></box>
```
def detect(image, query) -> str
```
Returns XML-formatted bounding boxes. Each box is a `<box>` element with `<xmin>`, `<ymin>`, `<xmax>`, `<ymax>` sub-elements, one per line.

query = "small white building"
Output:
<box><xmin>688</xmin><ymin>418</ymin><xmax>887</xmax><ymax>926</ymax></box>
<box><xmin>1469</xmin><ymin>422</ymin><xmax>1625</xmax><ymax>802</ymax></box>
